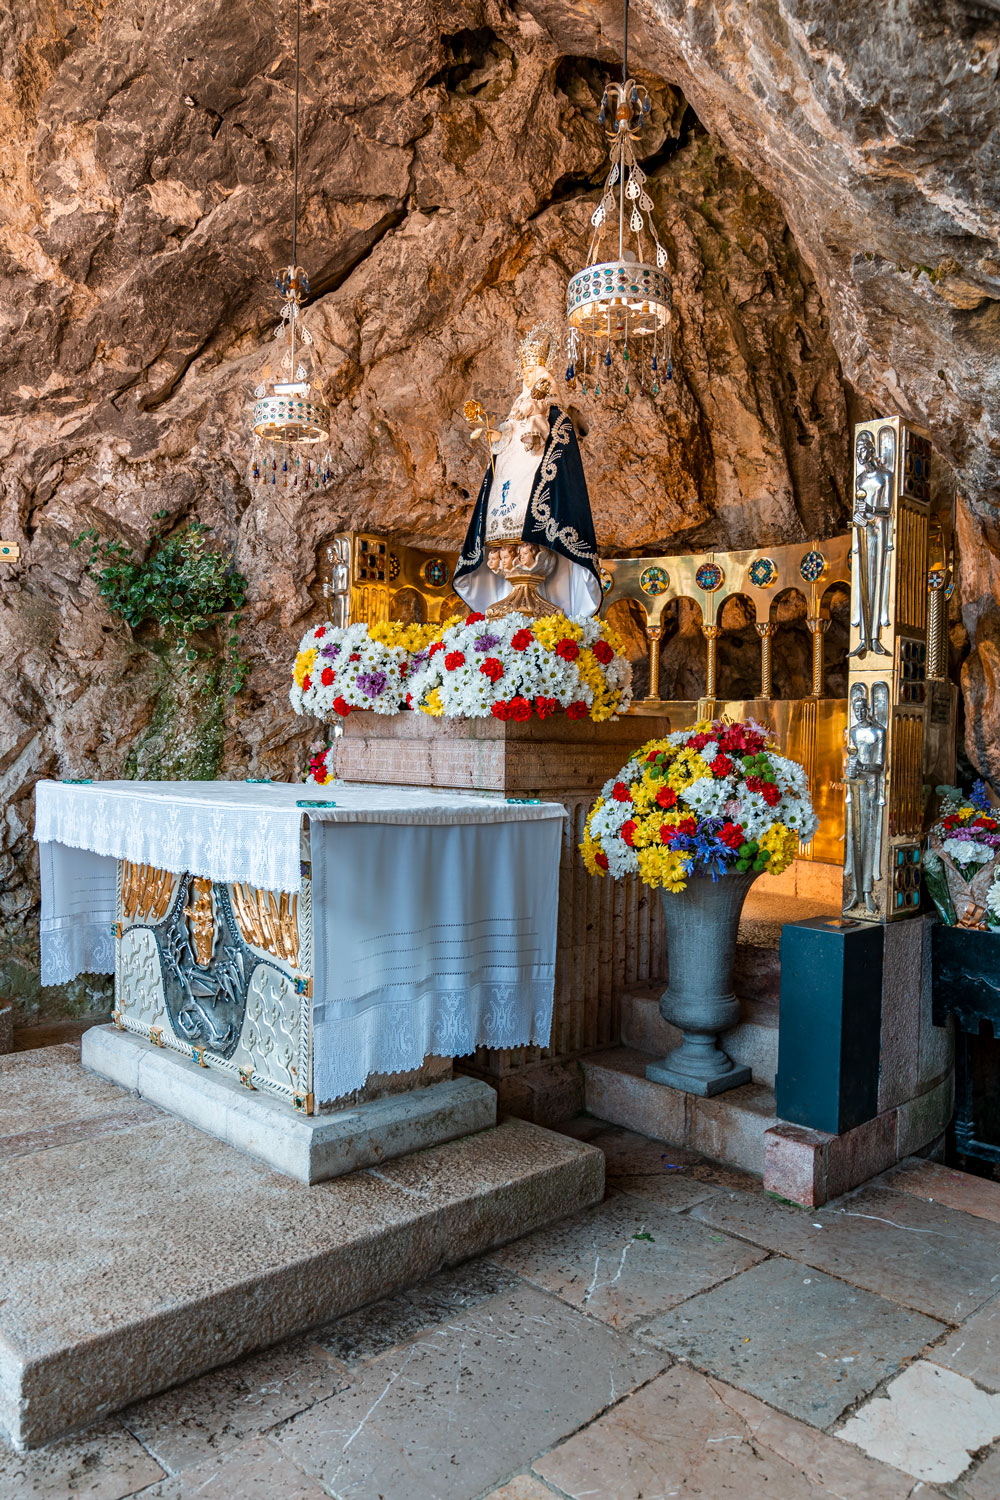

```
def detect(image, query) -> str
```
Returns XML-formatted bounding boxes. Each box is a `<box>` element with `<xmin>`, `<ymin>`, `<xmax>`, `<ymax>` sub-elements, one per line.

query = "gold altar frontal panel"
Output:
<box><xmin>324</xmin><ymin>532</ymin><xmax>462</xmax><ymax>628</ymax></box>
<box><xmin>112</xmin><ymin>858</ymin><xmax>315</xmax><ymax>1113</ymax></box>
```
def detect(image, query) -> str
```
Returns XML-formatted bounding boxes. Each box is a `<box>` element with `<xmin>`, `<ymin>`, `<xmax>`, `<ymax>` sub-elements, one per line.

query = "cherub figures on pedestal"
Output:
<box><xmin>454</xmin><ymin>326</ymin><xmax>602</xmax><ymax>620</ymax></box>
<box><xmin>849</xmin><ymin>425</ymin><xmax>896</xmax><ymax>657</ymax></box>
<box><xmin>843</xmin><ymin>682</ymin><xmax>889</xmax><ymax>914</ymax></box>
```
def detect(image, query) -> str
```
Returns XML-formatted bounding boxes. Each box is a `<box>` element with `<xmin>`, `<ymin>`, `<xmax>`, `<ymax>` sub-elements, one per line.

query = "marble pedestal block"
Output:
<box><xmin>83</xmin><ymin>1026</ymin><xmax>497</xmax><ymax>1184</ymax></box>
<box><xmin>334</xmin><ymin>713</ymin><xmax>672</xmax><ymax>1116</ymax></box>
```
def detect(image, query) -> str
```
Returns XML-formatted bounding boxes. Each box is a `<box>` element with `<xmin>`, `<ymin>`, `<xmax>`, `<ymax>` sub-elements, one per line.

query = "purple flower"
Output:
<box><xmin>357</xmin><ymin>670</ymin><xmax>387</xmax><ymax>698</ymax></box>
<box><xmin>474</xmin><ymin>632</ymin><xmax>500</xmax><ymax>652</ymax></box>
<box><xmin>320</xmin><ymin>642</ymin><xmax>341</xmax><ymax>661</ymax></box>
<box><xmin>410</xmin><ymin>649</ymin><xmax>430</xmax><ymax>671</ymax></box>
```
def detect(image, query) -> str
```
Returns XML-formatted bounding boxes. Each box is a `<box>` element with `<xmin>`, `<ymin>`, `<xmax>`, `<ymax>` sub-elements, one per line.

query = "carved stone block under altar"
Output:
<box><xmin>333</xmin><ymin>713</ymin><xmax>672</xmax><ymax>1103</ymax></box>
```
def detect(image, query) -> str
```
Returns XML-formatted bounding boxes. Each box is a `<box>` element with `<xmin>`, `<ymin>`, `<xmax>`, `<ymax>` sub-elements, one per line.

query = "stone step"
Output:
<box><xmin>581</xmin><ymin>1046</ymin><xmax>777</xmax><ymax>1176</ymax></box>
<box><xmin>734</xmin><ymin>889</ymin><xmax>842</xmax><ymax>1007</ymax></box>
<box><xmin>0</xmin><ymin>1046</ymin><xmax>603</xmax><ymax>1450</ymax></box>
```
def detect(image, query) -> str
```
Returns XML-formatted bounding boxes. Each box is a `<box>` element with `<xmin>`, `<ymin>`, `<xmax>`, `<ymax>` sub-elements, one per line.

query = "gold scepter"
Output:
<box><xmin>462</xmin><ymin>398</ymin><xmax>500</xmax><ymax>480</ymax></box>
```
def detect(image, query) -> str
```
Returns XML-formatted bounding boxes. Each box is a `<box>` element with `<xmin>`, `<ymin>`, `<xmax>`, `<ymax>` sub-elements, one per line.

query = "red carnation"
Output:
<box><xmin>313</xmin><ymin>625</ymin><xmax>326</xmax><ymax>639</ymax></box>
<box><xmin>349</xmin><ymin>652</ymin><xmax>361</xmax><ymax>662</ymax></box>
<box><xmin>656</xmin><ymin>786</ymin><xmax>677</xmax><ymax>810</ymax></box>
<box><xmin>332</xmin><ymin>695</ymin><xmax>352</xmax><ymax>716</ymax></box>
<box><xmin>405</xmin><ymin>692</ymin><xmax>413</xmax><ymax>708</ymax></box>
<box><xmin>621</xmin><ymin>819</ymin><xmax>636</xmax><ymax>848</ymax></box>
<box><xmin>321</xmin><ymin>666</ymin><xmax>335</xmax><ymax>687</ymax></box>
<box><xmin>510</xmin><ymin>695</ymin><xmax>533</xmax><ymax>722</ymax></box>
<box><xmin>592</xmin><ymin>639</ymin><xmax>614</xmax><ymax>664</ymax></box>
<box><xmin>566</xmin><ymin>701</ymin><xmax>588</xmax><ymax>720</ymax></box>
<box><xmin>511</xmin><ymin>628</ymin><xmax>534</xmax><ymax>652</ymax></box>
<box><xmin>400</xmin><ymin>662</ymin><xmax>408</xmax><ymax>677</ymax></box>
<box><xmin>429</xmin><ymin>641</ymin><xmax>445</xmax><ymax>657</ymax></box>
<box><xmin>686</xmin><ymin>732</ymin><xmax>711</xmax><ymax>751</ymax></box>
<box><xmin>491</xmin><ymin>700</ymin><xmax>512</xmax><ymax>720</ymax></box>
<box><xmin>612</xmin><ymin>781</ymin><xmax>632</xmax><ymax>803</ymax></box>
<box><xmin>660</xmin><ymin>823</ymin><xmax>676</xmax><ymax>844</ymax></box>
<box><xmin>678</xmin><ymin>817</ymin><xmax>697</xmax><ymax>837</ymax></box>
<box><xmin>710</xmin><ymin>753</ymin><xmax>734</xmax><ymax>779</ymax></box>
<box><xmin>445</xmin><ymin>650</ymin><xmax>465</xmax><ymax>671</ymax></box>
<box><xmin>480</xmin><ymin>657</ymin><xmax>504</xmax><ymax>683</ymax></box>
<box><xmin>302</xmin><ymin>674</ymin><xmax>312</xmax><ymax>692</ymax></box>
<box><xmin>466</xmin><ymin>612</ymin><xmax>486</xmax><ymax>624</ymax></box>
<box><xmin>761</xmin><ymin>782</ymin><xmax>781</xmax><ymax>807</ymax></box>
<box><xmin>555</xmin><ymin>638</ymin><xmax>580</xmax><ymax>662</ymax></box>
<box><xmin>719</xmin><ymin>821</ymin><xmax>744</xmax><ymax>849</ymax></box>
<box><xmin>595</xmin><ymin>851</ymin><xmax>609</xmax><ymax>871</ymax></box>
<box><xmin>647</xmin><ymin>751</ymin><xmax>660</xmax><ymax>763</ymax></box>
<box><xmin>745</xmin><ymin>775</ymin><xmax>765</xmax><ymax>795</ymax></box>
<box><xmin>535</xmin><ymin>695</ymin><xmax>557</xmax><ymax>719</ymax></box>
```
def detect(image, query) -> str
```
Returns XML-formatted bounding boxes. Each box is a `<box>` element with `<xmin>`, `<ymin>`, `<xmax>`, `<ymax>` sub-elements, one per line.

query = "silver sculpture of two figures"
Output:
<box><xmin>844</xmin><ymin>424</ymin><xmax>896</xmax><ymax>913</ymax></box>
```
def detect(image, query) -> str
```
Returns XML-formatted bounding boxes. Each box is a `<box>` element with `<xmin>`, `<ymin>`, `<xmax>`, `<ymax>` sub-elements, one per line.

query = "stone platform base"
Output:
<box><xmin>0</xmin><ymin>1045</ymin><xmax>603</xmax><ymax>1449</ymax></box>
<box><xmin>83</xmin><ymin>1026</ymin><xmax>496</xmax><ymax>1184</ymax></box>
<box><xmin>581</xmin><ymin>1047</ymin><xmax>778</xmax><ymax>1176</ymax></box>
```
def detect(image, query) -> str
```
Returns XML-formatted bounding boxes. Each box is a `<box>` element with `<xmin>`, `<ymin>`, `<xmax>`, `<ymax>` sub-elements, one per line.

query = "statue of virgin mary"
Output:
<box><xmin>454</xmin><ymin>327</ymin><xmax>603</xmax><ymax>619</ymax></box>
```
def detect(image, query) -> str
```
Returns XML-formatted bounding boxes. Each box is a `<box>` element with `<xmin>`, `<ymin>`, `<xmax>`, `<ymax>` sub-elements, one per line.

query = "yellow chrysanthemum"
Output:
<box><xmin>293</xmin><ymin>648</ymin><xmax>317</xmax><ymax>687</ymax></box>
<box><xmin>958</xmin><ymin>805</ymin><xmax>976</xmax><ymax>821</ymax></box>
<box><xmin>598</xmin><ymin>619</ymin><xmax>627</xmax><ymax>658</ymax></box>
<box><xmin>759</xmin><ymin>822</ymin><xmax>798</xmax><ymax>876</ymax></box>
<box><xmin>533</xmin><ymin>613</ymin><xmax>583</xmax><ymax>650</ymax></box>
<box><xmin>666</xmin><ymin>747</ymin><xmax>711</xmax><ymax>791</ymax></box>
<box><xmin>580</xmin><ymin>822</ymin><xmax>606</xmax><ymax>877</ymax></box>
<box><xmin>636</xmin><ymin>846</ymin><xmax>693</xmax><ymax>891</ymax></box>
<box><xmin>419</xmin><ymin>687</ymin><xmax>445</xmax><ymax>717</ymax></box>
<box><xmin>575</xmin><ymin>647</ymin><xmax>620</xmax><ymax>722</ymax></box>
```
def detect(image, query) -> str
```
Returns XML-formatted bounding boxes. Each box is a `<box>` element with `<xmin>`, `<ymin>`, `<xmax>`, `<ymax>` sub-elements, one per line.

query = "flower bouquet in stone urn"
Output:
<box><xmin>581</xmin><ymin>718</ymin><xmax>818</xmax><ymax>1097</ymax></box>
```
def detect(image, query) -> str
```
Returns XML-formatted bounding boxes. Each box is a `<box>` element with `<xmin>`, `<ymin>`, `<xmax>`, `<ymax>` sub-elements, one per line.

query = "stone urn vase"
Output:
<box><xmin>645</xmin><ymin>870</ymin><xmax>759</xmax><ymax>1096</ymax></box>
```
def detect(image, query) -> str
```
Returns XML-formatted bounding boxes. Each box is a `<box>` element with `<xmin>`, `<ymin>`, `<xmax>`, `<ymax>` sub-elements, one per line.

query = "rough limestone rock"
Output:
<box><xmin>0</xmin><ymin>0</ymin><xmax>990</xmax><ymax>1010</ymax></box>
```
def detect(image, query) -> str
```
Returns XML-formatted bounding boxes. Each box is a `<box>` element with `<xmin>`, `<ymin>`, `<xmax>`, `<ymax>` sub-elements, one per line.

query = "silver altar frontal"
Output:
<box><xmin>36</xmin><ymin>780</ymin><xmax>564</xmax><ymax>1180</ymax></box>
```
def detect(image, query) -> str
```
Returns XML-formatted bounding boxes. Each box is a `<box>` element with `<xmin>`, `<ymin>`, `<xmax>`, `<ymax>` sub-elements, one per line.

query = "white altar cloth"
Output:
<box><xmin>35</xmin><ymin>780</ymin><xmax>564</xmax><ymax>1099</ymax></box>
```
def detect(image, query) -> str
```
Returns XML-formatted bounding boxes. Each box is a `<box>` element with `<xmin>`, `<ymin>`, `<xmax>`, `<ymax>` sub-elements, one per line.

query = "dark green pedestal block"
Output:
<box><xmin>932</xmin><ymin>922</ymin><xmax>1000</xmax><ymax>1164</ymax></box>
<box><xmin>776</xmin><ymin>919</ymin><xmax>884</xmax><ymax>1135</ymax></box>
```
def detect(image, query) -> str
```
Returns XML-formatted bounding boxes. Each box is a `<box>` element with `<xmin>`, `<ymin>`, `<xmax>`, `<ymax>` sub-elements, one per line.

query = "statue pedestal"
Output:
<box><xmin>334</xmin><ymin>712</ymin><xmax>673</xmax><ymax>1119</ymax></box>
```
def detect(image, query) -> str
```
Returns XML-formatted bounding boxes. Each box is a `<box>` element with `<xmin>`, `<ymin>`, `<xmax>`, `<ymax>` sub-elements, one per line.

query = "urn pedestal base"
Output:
<box><xmin>645</xmin><ymin>1056</ymin><xmax>752</xmax><ymax>1097</ymax></box>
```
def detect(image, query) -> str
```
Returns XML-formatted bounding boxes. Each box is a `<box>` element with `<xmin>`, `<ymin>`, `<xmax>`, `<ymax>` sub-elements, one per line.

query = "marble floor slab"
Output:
<box><xmin>691</xmin><ymin>1184</ymin><xmax>1000</xmax><ymax>1322</ymax></box>
<box><xmin>271</xmin><ymin>1283</ymin><xmax>666</xmax><ymax>1500</ymax></box>
<box><xmin>883</xmin><ymin>1158</ymin><xmax>1000</xmax><ymax>1226</ymax></box>
<box><xmin>533</xmin><ymin>1365</ymin><xmax>920</xmax><ymax>1500</ymax></box>
<box><xmin>932</xmin><ymin>1293</ymin><xmax>1000</xmax><ymax>1392</ymax></box>
<box><xmin>490</xmin><ymin>1190</ymin><xmax>766</xmax><ymax>1327</ymax></box>
<box><xmin>838</xmin><ymin>1360</ymin><xmax>1000</xmax><ymax>1483</ymax></box>
<box><xmin>637</xmin><ymin>1255</ymin><xmax>944</xmax><ymax>1426</ymax></box>
<box><xmin>0</xmin><ymin>1419</ymin><xmax>164</xmax><ymax>1500</ymax></box>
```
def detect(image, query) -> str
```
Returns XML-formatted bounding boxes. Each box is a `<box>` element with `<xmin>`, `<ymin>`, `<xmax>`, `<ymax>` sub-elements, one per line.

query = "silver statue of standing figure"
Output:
<box><xmin>843</xmin><ymin>682</ymin><xmax>889</xmax><ymax>914</ymax></box>
<box><xmin>850</xmin><ymin>425</ymin><xmax>896</xmax><ymax>657</ymax></box>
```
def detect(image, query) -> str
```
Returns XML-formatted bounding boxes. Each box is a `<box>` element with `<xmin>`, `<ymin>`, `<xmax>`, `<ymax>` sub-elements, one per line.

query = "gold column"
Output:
<box><xmin>702</xmin><ymin>624</ymin><xmax>722</xmax><ymax>700</ymax></box>
<box><xmin>645</xmin><ymin>623</ymin><xmax>663</xmax><ymax>702</ymax></box>
<box><xmin>755</xmin><ymin>622</ymin><xmax>778</xmax><ymax>699</ymax></box>
<box><xmin>806</xmin><ymin>617</ymin><xmax>831</xmax><ymax>697</ymax></box>
<box><xmin>926</xmin><ymin>578</ymin><xmax>948</xmax><ymax>680</ymax></box>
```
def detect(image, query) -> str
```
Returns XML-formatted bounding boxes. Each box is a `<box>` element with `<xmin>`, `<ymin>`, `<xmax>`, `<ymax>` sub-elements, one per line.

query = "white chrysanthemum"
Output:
<box><xmin>942</xmin><ymin>837</ymin><xmax>995</xmax><ymax>865</ymax></box>
<box><xmin>987</xmin><ymin>875</ymin><xmax>1000</xmax><ymax>920</ymax></box>
<box><xmin>679</xmin><ymin>774</ymin><xmax>734</xmax><ymax>819</ymax></box>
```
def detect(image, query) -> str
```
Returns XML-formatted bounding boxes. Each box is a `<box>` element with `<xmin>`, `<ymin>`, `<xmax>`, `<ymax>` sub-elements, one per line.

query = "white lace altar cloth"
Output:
<box><xmin>35</xmin><ymin>780</ymin><xmax>563</xmax><ymax>1097</ymax></box>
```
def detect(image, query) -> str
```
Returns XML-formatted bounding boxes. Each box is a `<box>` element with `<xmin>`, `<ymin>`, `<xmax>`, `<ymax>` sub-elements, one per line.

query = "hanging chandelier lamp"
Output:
<box><xmin>248</xmin><ymin>0</ymin><xmax>332</xmax><ymax>492</ymax></box>
<box><xmin>565</xmin><ymin>0</ymin><xmax>673</xmax><ymax>402</ymax></box>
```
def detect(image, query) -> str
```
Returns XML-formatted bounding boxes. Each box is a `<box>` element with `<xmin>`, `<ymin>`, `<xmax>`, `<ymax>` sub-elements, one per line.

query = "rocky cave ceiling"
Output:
<box><xmin>0</xmin><ymin>0</ymin><xmax>998</xmax><ymax>993</ymax></box>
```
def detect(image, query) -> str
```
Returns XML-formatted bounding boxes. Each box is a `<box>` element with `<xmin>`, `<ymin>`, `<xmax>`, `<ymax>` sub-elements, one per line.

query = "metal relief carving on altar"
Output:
<box><xmin>844</xmin><ymin>682</ymin><xmax>889</xmax><ymax>915</ymax></box>
<box><xmin>850</xmin><ymin>425</ymin><xmax>896</xmax><ymax>658</ymax></box>
<box><xmin>114</xmin><ymin>860</ymin><xmax>314</xmax><ymax>1111</ymax></box>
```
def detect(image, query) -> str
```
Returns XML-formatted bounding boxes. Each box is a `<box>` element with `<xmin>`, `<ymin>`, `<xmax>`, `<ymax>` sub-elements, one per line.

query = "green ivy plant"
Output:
<box><xmin>72</xmin><ymin>514</ymin><xmax>250</xmax><ymax>695</ymax></box>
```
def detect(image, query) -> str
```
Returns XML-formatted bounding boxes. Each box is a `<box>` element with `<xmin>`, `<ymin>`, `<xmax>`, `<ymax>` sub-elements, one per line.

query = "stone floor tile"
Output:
<box><xmin>838</xmin><ymin>1360</ymin><xmax>1000</xmax><ymax>1483</ymax></box>
<box><xmin>137</xmin><ymin>1435</ymin><xmax>330</xmax><ymax>1498</ymax></box>
<box><xmin>490</xmin><ymin>1192</ymin><xmax>765</xmax><ymax>1328</ymax></box>
<box><xmin>481</xmin><ymin>1478</ymin><xmax>558</xmax><ymax>1499</ymax></box>
<box><xmin>637</xmin><ymin>1256</ymin><xmax>944</xmax><ymax>1427</ymax></box>
<box><xmin>883</xmin><ymin>1159</ymin><xmax>1000</xmax><ymax>1226</ymax></box>
<box><xmin>273</xmin><ymin>1283</ymin><xmax>665</xmax><ymax>1500</ymax></box>
<box><xmin>120</xmin><ymin>1336</ymin><xmax>350</xmax><ymax>1473</ymax></box>
<box><xmin>933</xmin><ymin>1295</ymin><xmax>1000</xmax><ymax>1392</ymax></box>
<box><xmin>582</xmin><ymin>1126</ymin><xmax>725</xmax><ymax>1209</ymax></box>
<box><xmin>952</xmin><ymin>1439</ymin><xmax>1000</xmax><ymax>1500</ymax></box>
<box><xmin>691</xmin><ymin>1185</ymin><xmax>1000</xmax><ymax>1322</ymax></box>
<box><xmin>0</xmin><ymin>1420</ymin><xmax>164</xmax><ymax>1499</ymax></box>
<box><xmin>313</xmin><ymin>1259</ymin><xmax>520</xmax><ymax>1364</ymax></box>
<box><xmin>534</xmin><ymin>1365</ymin><xmax>919</xmax><ymax>1500</ymax></box>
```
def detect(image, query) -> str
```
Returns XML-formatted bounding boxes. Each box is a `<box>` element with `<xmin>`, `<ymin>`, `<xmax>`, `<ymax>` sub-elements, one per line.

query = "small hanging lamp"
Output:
<box><xmin>565</xmin><ymin>0</ymin><xmax>673</xmax><ymax>402</ymax></box>
<box><xmin>248</xmin><ymin>0</ymin><xmax>332</xmax><ymax>492</ymax></box>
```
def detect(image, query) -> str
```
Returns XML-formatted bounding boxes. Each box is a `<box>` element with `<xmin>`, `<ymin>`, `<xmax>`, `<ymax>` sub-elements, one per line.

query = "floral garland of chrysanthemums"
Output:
<box><xmin>923</xmin><ymin>780</ymin><xmax>1000</xmax><ymax>929</ymax></box>
<box><xmin>291</xmin><ymin>611</ymin><xmax>632</xmax><ymax>754</ymax></box>
<box><xmin>580</xmin><ymin>718</ymin><xmax>818</xmax><ymax>893</ymax></box>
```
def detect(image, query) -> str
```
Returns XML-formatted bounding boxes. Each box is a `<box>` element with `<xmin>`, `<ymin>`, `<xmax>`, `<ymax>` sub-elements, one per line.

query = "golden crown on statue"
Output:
<box><xmin>518</xmin><ymin>324</ymin><xmax>554</xmax><ymax>378</ymax></box>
